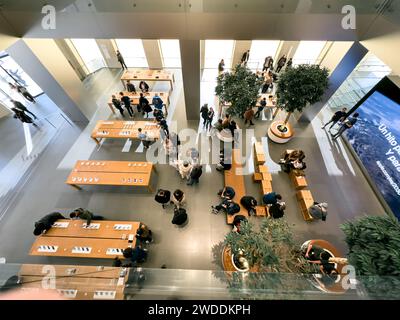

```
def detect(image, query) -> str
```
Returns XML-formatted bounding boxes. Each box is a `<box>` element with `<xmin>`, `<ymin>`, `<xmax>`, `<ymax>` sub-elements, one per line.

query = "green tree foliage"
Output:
<box><xmin>276</xmin><ymin>64</ymin><xmax>329</xmax><ymax>116</ymax></box>
<box><xmin>341</xmin><ymin>215</ymin><xmax>400</xmax><ymax>299</ymax></box>
<box><xmin>215</xmin><ymin>64</ymin><xmax>263</xmax><ymax>117</ymax></box>
<box><xmin>224</xmin><ymin>218</ymin><xmax>313</xmax><ymax>274</ymax></box>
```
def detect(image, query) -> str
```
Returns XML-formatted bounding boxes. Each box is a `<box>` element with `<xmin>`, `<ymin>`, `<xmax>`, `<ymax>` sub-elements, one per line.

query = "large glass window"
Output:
<box><xmin>204</xmin><ymin>40</ymin><xmax>234</xmax><ymax>70</ymax></box>
<box><xmin>160</xmin><ymin>40</ymin><xmax>181</xmax><ymax>68</ymax></box>
<box><xmin>0</xmin><ymin>55</ymin><xmax>43</xmax><ymax>97</ymax></box>
<box><xmin>114</xmin><ymin>39</ymin><xmax>148</xmax><ymax>68</ymax></box>
<box><xmin>292</xmin><ymin>41</ymin><xmax>327</xmax><ymax>66</ymax></box>
<box><xmin>248</xmin><ymin>40</ymin><xmax>281</xmax><ymax>71</ymax></box>
<box><xmin>70</xmin><ymin>39</ymin><xmax>106</xmax><ymax>74</ymax></box>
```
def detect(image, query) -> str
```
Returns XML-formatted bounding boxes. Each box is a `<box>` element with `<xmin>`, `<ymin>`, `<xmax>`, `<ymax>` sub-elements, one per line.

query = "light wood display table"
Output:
<box><xmin>66</xmin><ymin>160</ymin><xmax>155</xmax><ymax>192</ymax></box>
<box><xmin>91</xmin><ymin>120</ymin><xmax>160</xmax><ymax>145</ymax></box>
<box><xmin>121</xmin><ymin>69</ymin><xmax>174</xmax><ymax>93</ymax></box>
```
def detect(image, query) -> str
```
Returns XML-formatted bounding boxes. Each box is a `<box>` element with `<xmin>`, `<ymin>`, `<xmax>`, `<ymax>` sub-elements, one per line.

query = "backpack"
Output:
<box><xmin>226</xmin><ymin>202</ymin><xmax>240</xmax><ymax>215</ymax></box>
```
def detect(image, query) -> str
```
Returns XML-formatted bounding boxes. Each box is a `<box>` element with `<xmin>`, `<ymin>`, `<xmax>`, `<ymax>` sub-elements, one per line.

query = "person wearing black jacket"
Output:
<box><xmin>11</xmin><ymin>108</ymin><xmax>39</xmax><ymax>129</ymax></box>
<box><xmin>69</xmin><ymin>208</ymin><xmax>104</xmax><ymax>226</ymax></box>
<box><xmin>269</xmin><ymin>202</ymin><xmax>286</xmax><ymax>219</ymax></box>
<box><xmin>155</xmin><ymin>189</ymin><xmax>171</xmax><ymax>209</ymax></box>
<box><xmin>33</xmin><ymin>212</ymin><xmax>65</xmax><ymax>235</ymax></box>
<box><xmin>111</xmin><ymin>94</ymin><xmax>125</xmax><ymax>117</ymax></box>
<box><xmin>240</xmin><ymin>196</ymin><xmax>257</xmax><ymax>216</ymax></box>
<box><xmin>138</xmin><ymin>93</ymin><xmax>149</xmax><ymax>114</ymax></box>
<box><xmin>200</xmin><ymin>104</ymin><xmax>209</xmax><ymax>128</ymax></box>
<box><xmin>126</xmin><ymin>80</ymin><xmax>136</xmax><ymax>93</ymax></box>
<box><xmin>187</xmin><ymin>164</ymin><xmax>203</xmax><ymax>185</ymax></box>
<box><xmin>241</xmin><ymin>50</ymin><xmax>250</xmax><ymax>65</ymax></box>
<box><xmin>172</xmin><ymin>207</ymin><xmax>188</xmax><ymax>225</ymax></box>
<box><xmin>276</xmin><ymin>55</ymin><xmax>287</xmax><ymax>73</ymax></box>
<box><xmin>117</xmin><ymin>50</ymin><xmax>128</xmax><ymax>69</ymax></box>
<box><xmin>11</xmin><ymin>99</ymin><xmax>37</xmax><ymax>119</ymax></box>
<box><xmin>321</xmin><ymin>107</ymin><xmax>347</xmax><ymax>131</ymax></box>
<box><xmin>139</xmin><ymin>81</ymin><xmax>149</xmax><ymax>93</ymax></box>
<box><xmin>120</xmin><ymin>92</ymin><xmax>134</xmax><ymax>117</ymax></box>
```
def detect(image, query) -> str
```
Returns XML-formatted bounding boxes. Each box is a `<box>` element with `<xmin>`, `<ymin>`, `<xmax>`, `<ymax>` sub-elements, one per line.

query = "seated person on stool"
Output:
<box><xmin>211</xmin><ymin>199</ymin><xmax>240</xmax><ymax>215</ymax></box>
<box><xmin>308</xmin><ymin>202</ymin><xmax>328</xmax><ymax>221</ymax></box>
<box><xmin>136</xmin><ymin>223</ymin><xmax>153</xmax><ymax>244</ymax></box>
<box><xmin>269</xmin><ymin>202</ymin><xmax>286</xmax><ymax>219</ymax></box>
<box><xmin>217</xmin><ymin>186</ymin><xmax>235</xmax><ymax>200</ymax></box>
<box><xmin>263</xmin><ymin>192</ymin><xmax>282</xmax><ymax>206</ymax></box>
<box><xmin>123</xmin><ymin>245</ymin><xmax>148</xmax><ymax>264</ymax></box>
<box><xmin>232</xmin><ymin>215</ymin><xmax>247</xmax><ymax>233</ymax></box>
<box><xmin>240</xmin><ymin>196</ymin><xmax>258</xmax><ymax>216</ymax></box>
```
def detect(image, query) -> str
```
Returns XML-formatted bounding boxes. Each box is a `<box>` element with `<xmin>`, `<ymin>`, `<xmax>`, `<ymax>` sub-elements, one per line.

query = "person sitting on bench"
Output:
<box><xmin>217</xmin><ymin>186</ymin><xmax>235</xmax><ymax>200</ymax></box>
<box><xmin>263</xmin><ymin>192</ymin><xmax>282</xmax><ymax>206</ymax></box>
<box><xmin>308</xmin><ymin>202</ymin><xmax>328</xmax><ymax>221</ymax></box>
<box><xmin>232</xmin><ymin>215</ymin><xmax>248</xmax><ymax>233</ymax></box>
<box><xmin>280</xmin><ymin>150</ymin><xmax>306</xmax><ymax>172</ymax></box>
<box><xmin>123</xmin><ymin>246</ymin><xmax>148</xmax><ymax>264</ymax></box>
<box><xmin>33</xmin><ymin>212</ymin><xmax>66</xmax><ymax>236</ymax></box>
<box><xmin>211</xmin><ymin>199</ymin><xmax>240</xmax><ymax>215</ymax></box>
<box><xmin>269</xmin><ymin>202</ymin><xmax>286</xmax><ymax>219</ymax></box>
<box><xmin>69</xmin><ymin>208</ymin><xmax>104</xmax><ymax>226</ymax></box>
<box><xmin>240</xmin><ymin>196</ymin><xmax>258</xmax><ymax>216</ymax></box>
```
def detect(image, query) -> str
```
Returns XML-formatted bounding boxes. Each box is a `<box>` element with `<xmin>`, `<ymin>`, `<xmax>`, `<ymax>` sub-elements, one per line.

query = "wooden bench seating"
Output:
<box><xmin>224</xmin><ymin>149</ymin><xmax>248</xmax><ymax>224</ymax></box>
<box><xmin>296</xmin><ymin>190</ymin><xmax>314</xmax><ymax>221</ymax></box>
<box><xmin>289</xmin><ymin>170</ymin><xmax>308</xmax><ymax>190</ymax></box>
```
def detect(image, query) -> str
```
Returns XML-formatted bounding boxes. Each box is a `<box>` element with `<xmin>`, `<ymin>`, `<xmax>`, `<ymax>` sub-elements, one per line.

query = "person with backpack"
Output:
<box><xmin>187</xmin><ymin>164</ymin><xmax>203</xmax><ymax>185</ymax></box>
<box><xmin>172</xmin><ymin>207</ymin><xmax>188</xmax><ymax>226</ymax></box>
<box><xmin>154</xmin><ymin>189</ymin><xmax>171</xmax><ymax>209</ymax></box>
<box><xmin>171</xmin><ymin>189</ymin><xmax>186</xmax><ymax>209</ymax></box>
<box><xmin>240</xmin><ymin>196</ymin><xmax>257</xmax><ymax>216</ymax></box>
<box><xmin>33</xmin><ymin>212</ymin><xmax>66</xmax><ymax>236</ymax></box>
<box><xmin>308</xmin><ymin>202</ymin><xmax>328</xmax><ymax>221</ymax></box>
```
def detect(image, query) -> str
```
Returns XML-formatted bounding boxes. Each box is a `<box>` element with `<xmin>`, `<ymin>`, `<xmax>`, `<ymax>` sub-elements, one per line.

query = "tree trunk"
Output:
<box><xmin>284</xmin><ymin>112</ymin><xmax>292</xmax><ymax>125</ymax></box>
<box><xmin>272</xmin><ymin>108</ymin><xmax>280</xmax><ymax>120</ymax></box>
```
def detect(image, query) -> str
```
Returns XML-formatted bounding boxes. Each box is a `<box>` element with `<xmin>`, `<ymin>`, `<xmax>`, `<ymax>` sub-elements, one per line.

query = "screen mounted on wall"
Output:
<box><xmin>346</xmin><ymin>77</ymin><xmax>400</xmax><ymax>220</ymax></box>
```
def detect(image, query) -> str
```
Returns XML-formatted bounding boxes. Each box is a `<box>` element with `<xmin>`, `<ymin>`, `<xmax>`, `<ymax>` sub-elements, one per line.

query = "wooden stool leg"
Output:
<box><xmin>70</xmin><ymin>184</ymin><xmax>82</xmax><ymax>191</ymax></box>
<box><xmin>92</xmin><ymin>137</ymin><xmax>101</xmax><ymax>145</ymax></box>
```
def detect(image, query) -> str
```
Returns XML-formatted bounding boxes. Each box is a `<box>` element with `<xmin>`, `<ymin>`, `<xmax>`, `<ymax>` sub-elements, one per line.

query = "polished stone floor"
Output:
<box><xmin>0</xmin><ymin>67</ymin><xmax>386</xmax><ymax>275</ymax></box>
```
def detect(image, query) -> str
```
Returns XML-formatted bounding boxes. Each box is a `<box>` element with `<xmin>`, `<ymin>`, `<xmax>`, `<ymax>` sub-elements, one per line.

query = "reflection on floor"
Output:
<box><xmin>0</xmin><ymin>68</ymin><xmax>386</xmax><ymax>273</ymax></box>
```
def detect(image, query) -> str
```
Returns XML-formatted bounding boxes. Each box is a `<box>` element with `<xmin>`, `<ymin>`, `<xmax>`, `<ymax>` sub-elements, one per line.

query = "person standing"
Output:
<box><xmin>178</xmin><ymin>160</ymin><xmax>192</xmax><ymax>181</ymax></box>
<box><xmin>120</xmin><ymin>92</ymin><xmax>134</xmax><ymax>118</ymax></box>
<box><xmin>241</xmin><ymin>50</ymin><xmax>250</xmax><ymax>65</ymax></box>
<box><xmin>187</xmin><ymin>164</ymin><xmax>203</xmax><ymax>185</ymax></box>
<box><xmin>10</xmin><ymin>83</ymin><xmax>36</xmax><ymax>103</ymax></box>
<box><xmin>244</xmin><ymin>106</ymin><xmax>255</xmax><ymax>126</ymax></box>
<box><xmin>276</xmin><ymin>54</ymin><xmax>287</xmax><ymax>73</ymax></box>
<box><xmin>206</xmin><ymin>107</ymin><xmax>215</xmax><ymax>131</ymax></box>
<box><xmin>200</xmin><ymin>103</ymin><xmax>209</xmax><ymax>129</ymax></box>
<box><xmin>136</xmin><ymin>223</ymin><xmax>153</xmax><ymax>244</ymax></box>
<box><xmin>11</xmin><ymin>99</ymin><xmax>37</xmax><ymax>119</ymax></box>
<box><xmin>322</xmin><ymin>107</ymin><xmax>347</xmax><ymax>131</ymax></box>
<box><xmin>126</xmin><ymin>80</ymin><xmax>136</xmax><ymax>93</ymax></box>
<box><xmin>286</xmin><ymin>58</ymin><xmax>293</xmax><ymax>68</ymax></box>
<box><xmin>332</xmin><ymin>112</ymin><xmax>359</xmax><ymax>140</ymax></box>
<box><xmin>171</xmin><ymin>189</ymin><xmax>186</xmax><ymax>209</ymax></box>
<box><xmin>154</xmin><ymin>189</ymin><xmax>171</xmax><ymax>209</ymax></box>
<box><xmin>255</xmin><ymin>97</ymin><xmax>267</xmax><ymax>119</ymax></box>
<box><xmin>139</xmin><ymin>81</ymin><xmax>149</xmax><ymax>93</ymax></box>
<box><xmin>11</xmin><ymin>108</ymin><xmax>39</xmax><ymax>129</ymax></box>
<box><xmin>218</xmin><ymin>59</ymin><xmax>225</xmax><ymax>73</ymax></box>
<box><xmin>117</xmin><ymin>50</ymin><xmax>128</xmax><ymax>69</ymax></box>
<box><xmin>111</xmin><ymin>94</ymin><xmax>125</xmax><ymax>117</ymax></box>
<box><xmin>138</xmin><ymin>128</ymin><xmax>152</xmax><ymax>149</ymax></box>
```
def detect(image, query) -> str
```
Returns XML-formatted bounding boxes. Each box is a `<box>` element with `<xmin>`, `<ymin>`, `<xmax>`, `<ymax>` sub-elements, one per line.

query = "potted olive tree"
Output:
<box><xmin>220</xmin><ymin>218</ymin><xmax>317</xmax><ymax>299</ymax></box>
<box><xmin>268</xmin><ymin>64</ymin><xmax>329</xmax><ymax>143</ymax></box>
<box><xmin>215</xmin><ymin>64</ymin><xmax>263</xmax><ymax>117</ymax></box>
<box><xmin>340</xmin><ymin>215</ymin><xmax>400</xmax><ymax>299</ymax></box>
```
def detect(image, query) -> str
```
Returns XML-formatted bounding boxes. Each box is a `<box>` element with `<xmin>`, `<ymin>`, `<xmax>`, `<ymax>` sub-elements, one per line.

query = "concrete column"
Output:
<box><xmin>232</xmin><ymin>40</ymin><xmax>252</xmax><ymax>68</ymax></box>
<box><xmin>0</xmin><ymin>102</ymin><xmax>11</xmax><ymax>119</ymax></box>
<box><xmin>299</xmin><ymin>41</ymin><xmax>368</xmax><ymax>123</ymax></box>
<box><xmin>7</xmin><ymin>39</ymin><xmax>100</xmax><ymax>124</ymax></box>
<box><xmin>54</xmin><ymin>39</ymin><xmax>87</xmax><ymax>81</ymax></box>
<box><xmin>142</xmin><ymin>40</ymin><xmax>163</xmax><ymax>69</ymax></box>
<box><xmin>96</xmin><ymin>39</ymin><xmax>120</xmax><ymax>69</ymax></box>
<box><xmin>200</xmin><ymin>40</ymin><xmax>205</xmax><ymax>70</ymax></box>
<box><xmin>180</xmin><ymin>40</ymin><xmax>200</xmax><ymax>120</ymax></box>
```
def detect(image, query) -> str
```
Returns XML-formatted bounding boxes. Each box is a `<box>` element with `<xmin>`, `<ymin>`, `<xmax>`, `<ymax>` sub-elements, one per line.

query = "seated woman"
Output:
<box><xmin>171</xmin><ymin>189</ymin><xmax>186</xmax><ymax>209</ymax></box>
<box><xmin>240</xmin><ymin>196</ymin><xmax>257</xmax><ymax>216</ymax></box>
<box><xmin>217</xmin><ymin>186</ymin><xmax>235</xmax><ymax>200</ymax></box>
<box><xmin>139</xmin><ymin>80</ymin><xmax>149</xmax><ymax>93</ymax></box>
<box><xmin>136</xmin><ymin>223</ymin><xmax>153</xmax><ymax>244</ymax></box>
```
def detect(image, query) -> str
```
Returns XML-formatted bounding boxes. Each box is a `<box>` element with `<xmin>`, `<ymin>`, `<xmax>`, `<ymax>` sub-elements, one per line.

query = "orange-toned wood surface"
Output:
<box><xmin>91</xmin><ymin>120</ymin><xmax>160</xmax><ymax>143</ymax></box>
<box><xmin>30</xmin><ymin>236</ymin><xmax>132</xmax><ymax>259</ymax></box>
<box><xmin>43</xmin><ymin>219</ymin><xmax>140</xmax><ymax>239</ymax></box>
<box><xmin>121</xmin><ymin>69</ymin><xmax>174</xmax><ymax>93</ymax></box>
<box><xmin>290</xmin><ymin>171</ymin><xmax>308</xmax><ymax>190</ymax></box>
<box><xmin>296</xmin><ymin>190</ymin><xmax>314</xmax><ymax>221</ymax></box>
<box><xmin>224</xmin><ymin>149</ymin><xmax>248</xmax><ymax>224</ymax></box>
<box><xmin>66</xmin><ymin>160</ymin><xmax>154</xmax><ymax>190</ymax></box>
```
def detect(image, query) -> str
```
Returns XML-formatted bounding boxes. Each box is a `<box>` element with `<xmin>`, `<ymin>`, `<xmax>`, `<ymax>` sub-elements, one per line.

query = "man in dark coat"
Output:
<box><xmin>322</xmin><ymin>107</ymin><xmax>347</xmax><ymax>131</ymax></box>
<box><xmin>11</xmin><ymin>99</ymin><xmax>37</xmax><ymax>119</ymax></box>
<box><xmin>172</xmin><ymin>208</ymin><xmax>188</xmax><ymax>225</ymax></box>
<box><xmin>117</xmin><ymin>50</ymin><xmax>128</xmax><ymax>69</ymax></box>
<box><xmin>187</xmin><ymin>164</ymin><xmax>203</xmax><ymax>185</ymax></box>
<box><xmin>33</xmin><ymin>212</ymin><xmax>65</xmax><ymax>235</ymax></box>
<box><xmin>155</xmin><ymin>189</ymin><xmax>171</xmax><ymax>209</ymax></box>
<box><xmin>240</xmin><ymin>196</ymin><xmax>257</xmax><ymax>215</ymax></box>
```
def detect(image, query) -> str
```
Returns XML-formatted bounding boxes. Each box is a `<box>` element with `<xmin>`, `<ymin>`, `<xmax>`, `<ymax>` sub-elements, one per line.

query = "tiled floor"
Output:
<box><xmin>0</xmin><ymin>67</ymin><xmax>386</xmax><ymax>275</ymax></box>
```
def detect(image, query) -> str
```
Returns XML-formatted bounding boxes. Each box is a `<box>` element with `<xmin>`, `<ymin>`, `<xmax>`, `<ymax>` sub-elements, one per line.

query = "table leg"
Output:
<box><xmin>92</xmin><ymin>137</ymin><xmax>101</xmax><ymax>145</ymax></box>
<box><xmin>169</xmin><ymin>80</ymin><xmax>173</xmax><ymax>92</ymax></box>
<box><xmin>107</xmin><ymin>102</ymin><xmax>116</xmax><ymax>114</ymax></box>
<box><xmin>148</xmin><ymin>185</ymin><xmax>154</xmax><ymax>193</ymax></box>
<box><xmin>70</xmin><ymin>184</ymin><xmax>82</xmax><ymax>191</ymax></box>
